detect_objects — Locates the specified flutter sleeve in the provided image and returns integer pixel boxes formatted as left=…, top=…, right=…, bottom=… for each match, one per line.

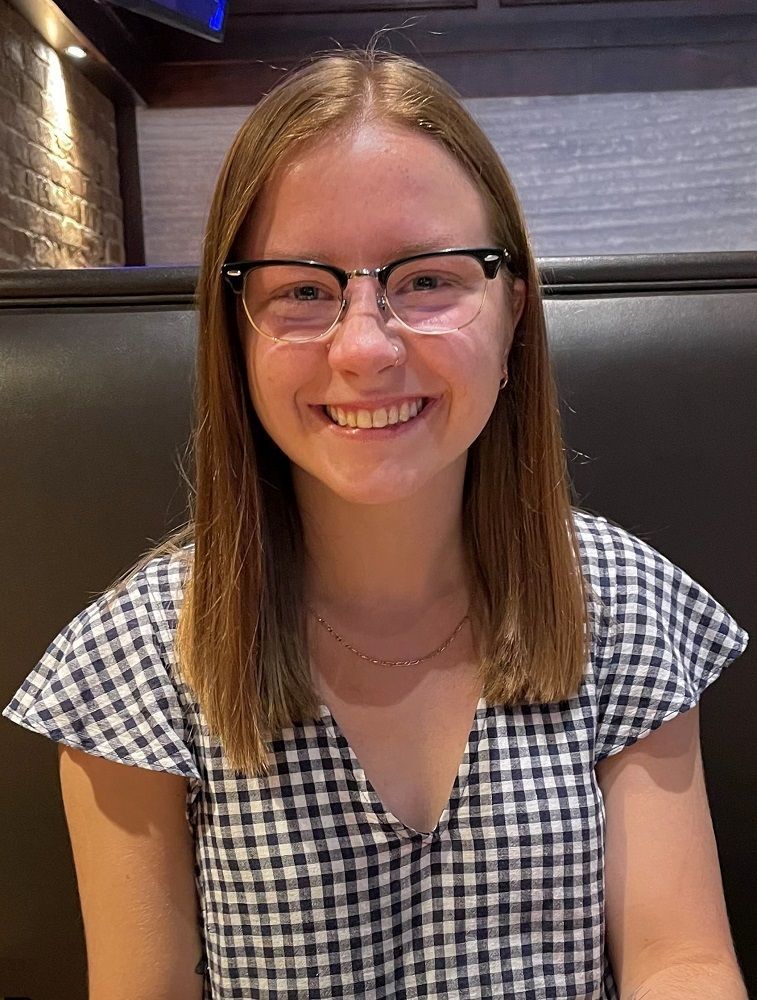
left=2, top=561, right=200, bottom=782
left=583, top=516, right=750, bottom=764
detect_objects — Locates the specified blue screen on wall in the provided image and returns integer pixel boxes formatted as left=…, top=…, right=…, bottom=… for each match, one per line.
left=106, top=0, right=228, bottom=42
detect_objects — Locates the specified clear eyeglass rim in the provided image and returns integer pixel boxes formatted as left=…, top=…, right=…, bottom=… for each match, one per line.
left=221, top=246, right=516, bottom=343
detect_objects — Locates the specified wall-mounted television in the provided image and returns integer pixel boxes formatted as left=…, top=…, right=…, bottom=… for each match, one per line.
left=105, top=0, right=229, bottom=42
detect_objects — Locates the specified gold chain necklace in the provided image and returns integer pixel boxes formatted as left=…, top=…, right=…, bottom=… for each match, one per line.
left=309, top=606, right=470, bottom=667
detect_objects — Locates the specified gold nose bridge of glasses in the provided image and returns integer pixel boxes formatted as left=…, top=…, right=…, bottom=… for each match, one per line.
left=341, top=268, right=389, bottom=313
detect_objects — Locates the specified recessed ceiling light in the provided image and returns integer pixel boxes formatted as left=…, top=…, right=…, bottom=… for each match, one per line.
left=64, top=45, right=87, bottom=59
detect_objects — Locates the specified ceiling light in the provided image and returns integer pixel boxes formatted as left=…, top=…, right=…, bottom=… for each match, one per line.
left=64, top=45, right=87, bottom=59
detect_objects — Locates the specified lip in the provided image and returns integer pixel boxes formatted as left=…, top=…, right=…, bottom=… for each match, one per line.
left=310, top=396, right=439, bottom=438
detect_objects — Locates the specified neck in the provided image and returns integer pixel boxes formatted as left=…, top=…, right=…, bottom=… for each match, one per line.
left=293, top=467, right=471, bottom=630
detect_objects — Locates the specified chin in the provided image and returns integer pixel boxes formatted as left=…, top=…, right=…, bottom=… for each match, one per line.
left=325, top=475, right=430, bottom=507
left=291, top=446, right=469, bottom=509
left=296, top=462, right=437, bottom=508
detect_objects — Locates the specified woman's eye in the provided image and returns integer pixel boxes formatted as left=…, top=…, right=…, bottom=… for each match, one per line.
left=395, top=273, right=446, bottom=295
left=411, top=274, right=439, bottom=291
left=273, top=284, right=331, bottom=301
left=292, top=285, right=321, bottom=300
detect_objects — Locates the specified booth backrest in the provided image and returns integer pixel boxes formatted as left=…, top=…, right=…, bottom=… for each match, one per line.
left=2, top=255, right=755, bottom=1000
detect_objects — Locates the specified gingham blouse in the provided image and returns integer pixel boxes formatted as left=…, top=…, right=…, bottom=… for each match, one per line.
left=3, top=510, right=749, bottom=1000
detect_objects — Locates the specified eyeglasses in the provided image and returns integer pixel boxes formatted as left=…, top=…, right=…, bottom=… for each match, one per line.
left=221, top=247, right=516, bottom=343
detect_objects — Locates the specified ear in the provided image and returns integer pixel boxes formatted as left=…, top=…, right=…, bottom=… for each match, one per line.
left=509, top=277, right=527, bottom=329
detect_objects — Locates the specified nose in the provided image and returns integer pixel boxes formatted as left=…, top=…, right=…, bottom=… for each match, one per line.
left=325, top=275, right=400, bottom=374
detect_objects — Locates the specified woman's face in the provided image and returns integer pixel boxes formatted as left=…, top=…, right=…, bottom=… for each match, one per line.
left=238, top=122, right=526, bottom=506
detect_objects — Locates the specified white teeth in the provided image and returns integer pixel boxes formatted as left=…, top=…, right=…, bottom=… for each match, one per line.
left=325, top=398, right=426, bottom=428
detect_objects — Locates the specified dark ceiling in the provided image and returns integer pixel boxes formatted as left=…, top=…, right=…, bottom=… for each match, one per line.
left=10, top=0, right=757, bottom=109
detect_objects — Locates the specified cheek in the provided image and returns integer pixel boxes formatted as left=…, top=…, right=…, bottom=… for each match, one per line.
left=451, top=314, right=509, bottom=421
left=243, top=336, right=313, bottom=434
left=438, top=315, right=505, bottom=392
left=243, top=336, right=284, bottom=429
left=242, top=336, right=264, bottom=411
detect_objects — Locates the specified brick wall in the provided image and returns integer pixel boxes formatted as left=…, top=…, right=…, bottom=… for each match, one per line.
left=0, top=0, right=125, bottom=269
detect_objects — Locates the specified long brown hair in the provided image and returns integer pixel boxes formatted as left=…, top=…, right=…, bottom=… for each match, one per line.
left=113, top=48, right=592, bottom=776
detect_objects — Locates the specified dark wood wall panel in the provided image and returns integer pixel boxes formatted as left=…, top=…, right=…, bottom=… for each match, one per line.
left=244, top=0, right=475, bottom=11
left=499, top=0, right=670, bottom=5
left=136, top=87, right=757, bottom=265
left=139, top=9, right=757, bottom=106
left=146, top=42, right=757, bottom=108
left=147, top=12, right=757, bottom=62
left=143, top=41, right=757, bottom=109
left=16, top=0, right=757, bottom=108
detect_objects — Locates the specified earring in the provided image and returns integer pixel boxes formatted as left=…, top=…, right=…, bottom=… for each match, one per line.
left=499, top=368, right=508, bottom=391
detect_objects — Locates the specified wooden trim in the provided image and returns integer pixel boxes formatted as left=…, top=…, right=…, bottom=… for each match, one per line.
left=115, top=103, right=146, bottom=266
left=498, top=0, right=671, bottom=5
left=150, top=10, right=757, bottom=61
left=138, top=5, right=757, bottom=105
left=243, top=0, right=475, bottom=10
left=144, top=41, right=757, bottom=105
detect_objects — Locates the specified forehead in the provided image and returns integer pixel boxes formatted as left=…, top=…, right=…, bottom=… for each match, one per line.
left=241, top=123, right=494, bottom=265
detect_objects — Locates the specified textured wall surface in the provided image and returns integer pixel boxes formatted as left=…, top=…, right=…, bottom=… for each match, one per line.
left=137, top=106, right=249, bottom=267
left=468, top=90, right=757, bottom=257
left=137, top=88, right=757, bottom=265
left=0, top=0, right=124, bottom=269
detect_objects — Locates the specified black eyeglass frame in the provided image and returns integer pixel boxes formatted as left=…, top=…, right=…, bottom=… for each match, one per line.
left=221, top=246, right=518, bottom=341
left=222, top=247, right=516, bottom=292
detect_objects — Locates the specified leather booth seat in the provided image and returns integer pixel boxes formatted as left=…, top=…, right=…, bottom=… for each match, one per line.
left=1, top=254, right=755, bottom=999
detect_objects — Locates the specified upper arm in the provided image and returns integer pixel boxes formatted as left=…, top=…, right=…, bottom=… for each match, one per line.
left=596, top=705, right=742, bottom=996
left=58, top=744, right=204, bottom=1000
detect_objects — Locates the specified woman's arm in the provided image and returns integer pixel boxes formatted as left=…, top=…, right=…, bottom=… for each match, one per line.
left=597, top=705, right=747, bottom=999
left=58, top=745, right=205, bottom=1000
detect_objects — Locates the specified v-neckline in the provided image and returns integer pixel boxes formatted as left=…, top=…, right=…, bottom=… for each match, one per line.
left=319, top=696, right=488, bottom=837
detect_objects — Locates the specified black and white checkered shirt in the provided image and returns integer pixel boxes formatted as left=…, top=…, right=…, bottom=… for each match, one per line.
left=4, top=510, right=749, bottom=999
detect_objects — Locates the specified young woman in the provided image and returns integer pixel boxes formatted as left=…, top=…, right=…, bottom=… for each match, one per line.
left=4, top=49, right=749, bottom=1000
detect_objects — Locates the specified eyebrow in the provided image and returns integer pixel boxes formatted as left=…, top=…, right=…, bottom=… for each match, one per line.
left=261, top=238, right=469, bottom=262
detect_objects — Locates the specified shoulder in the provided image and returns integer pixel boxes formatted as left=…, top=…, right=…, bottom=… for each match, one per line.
left=40, top=543, right=196, bottom=692
left=570, top=507, right=687, bottom=627
left=3, top=542, right=201, bottom=781
left=571, top=506, right=665, bottom=582
left=571, top=508, right=746, bottom=645
left=98, top=543, right=194, bottom=637
left=570, top=507, right=749, bottom=681
left=572, top=509, right=749, bottom=762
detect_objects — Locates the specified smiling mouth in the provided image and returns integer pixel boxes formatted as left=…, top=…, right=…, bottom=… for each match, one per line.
left=321, top=398, right=432, bottom=429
